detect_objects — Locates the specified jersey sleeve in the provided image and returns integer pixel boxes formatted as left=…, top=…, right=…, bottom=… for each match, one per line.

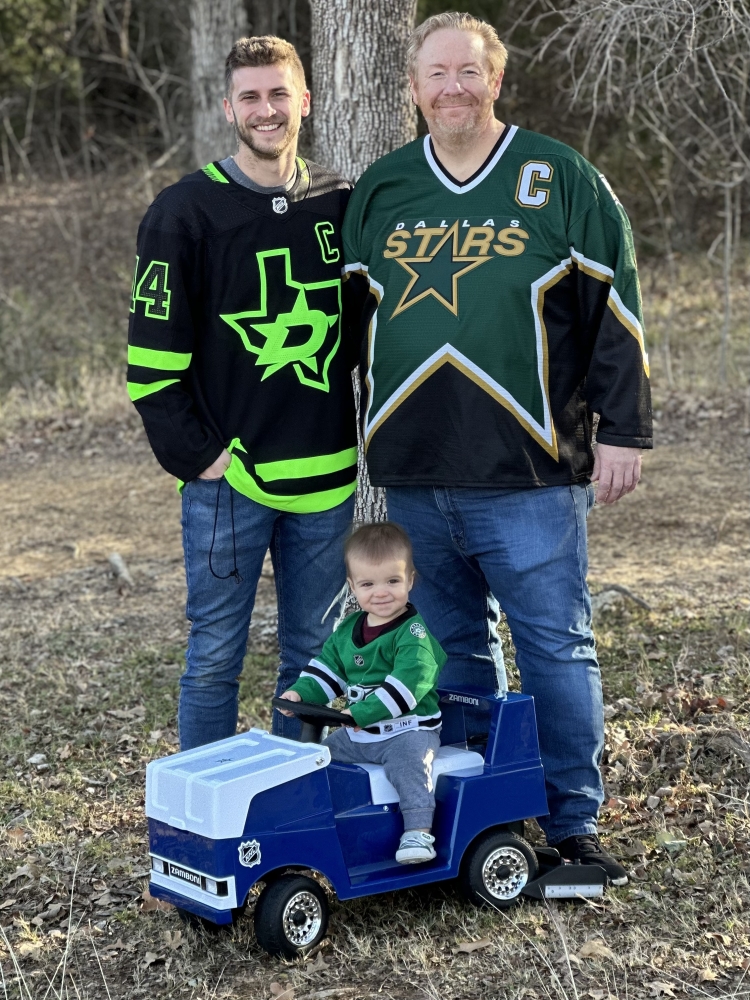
left=349, top=627, right=442, bottom=728
left=286, top=634, right=348, bottom=705
left=127, top=202, right=224, bottom=480
left=567, top=173, right=653, bottom=449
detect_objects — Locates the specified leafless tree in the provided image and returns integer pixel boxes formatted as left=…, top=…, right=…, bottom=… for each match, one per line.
left=309, top=0, right=418, bottom=521
left=533, top=0, right=750, bottom=383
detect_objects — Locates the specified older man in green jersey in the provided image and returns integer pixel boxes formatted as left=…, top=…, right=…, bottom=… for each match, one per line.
left=342, top=12, right=652, bottom=885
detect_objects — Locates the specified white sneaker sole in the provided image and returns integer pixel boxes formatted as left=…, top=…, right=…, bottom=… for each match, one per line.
left=396, top=849, right=437, bottom=865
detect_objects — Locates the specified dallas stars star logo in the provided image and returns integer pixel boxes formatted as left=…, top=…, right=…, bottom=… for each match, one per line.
left=220, top=248, right=340, bottom=391
left=391, top=221, right=492, bottom=318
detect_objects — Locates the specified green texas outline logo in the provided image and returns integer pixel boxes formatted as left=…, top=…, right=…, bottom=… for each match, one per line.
left=220, top=247, right=341, bottom=392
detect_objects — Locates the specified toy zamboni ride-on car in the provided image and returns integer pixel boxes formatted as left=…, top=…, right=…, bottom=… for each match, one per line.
left=145, top=687, right=610, bottom=958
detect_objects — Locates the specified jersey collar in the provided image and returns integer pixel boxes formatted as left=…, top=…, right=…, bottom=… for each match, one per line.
left=352, top=602, right=418, bottom=648
left=423, top=124, right=518, bottom=194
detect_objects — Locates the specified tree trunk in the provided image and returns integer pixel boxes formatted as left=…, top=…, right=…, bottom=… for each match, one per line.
left=310, top=0, right=417, bottom=522
left=190, top=0, right=247, bottom=167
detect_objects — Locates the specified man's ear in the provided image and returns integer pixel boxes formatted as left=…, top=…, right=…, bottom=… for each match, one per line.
left=300, top=89, right=311, bottom=118
left=491, top=69, right=504, bottom=101
left=408, top=76, right=419, bottom=107
left=223, top=96, right=234, bottom=124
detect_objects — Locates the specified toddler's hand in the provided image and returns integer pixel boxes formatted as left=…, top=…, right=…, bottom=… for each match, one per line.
left=341, top=707, right=361, bottom=732
left=278, top=690, right=301, bottom=717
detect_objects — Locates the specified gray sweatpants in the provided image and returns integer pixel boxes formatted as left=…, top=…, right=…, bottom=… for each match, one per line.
left=323, top=727, right=441, bottom=830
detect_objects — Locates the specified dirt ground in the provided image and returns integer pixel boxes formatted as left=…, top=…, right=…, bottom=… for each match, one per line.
left=0, top=393, right=749, bottom=1000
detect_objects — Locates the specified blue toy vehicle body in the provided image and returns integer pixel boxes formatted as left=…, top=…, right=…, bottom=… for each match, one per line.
left=146, top=688, right=606, bottom=955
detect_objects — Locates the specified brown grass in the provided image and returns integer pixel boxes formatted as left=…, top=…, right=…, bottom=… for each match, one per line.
left=0, top=177, right=749, bottom=999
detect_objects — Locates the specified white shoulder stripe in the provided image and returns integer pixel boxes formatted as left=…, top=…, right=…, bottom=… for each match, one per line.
left=569, top=247, right=614, bottom=280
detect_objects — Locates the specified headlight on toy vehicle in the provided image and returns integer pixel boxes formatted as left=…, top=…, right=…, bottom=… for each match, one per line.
left=151, top=857, right=165, bottom=874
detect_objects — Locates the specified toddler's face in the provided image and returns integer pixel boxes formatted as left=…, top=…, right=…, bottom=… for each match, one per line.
left=346, top=554, right=415, bottom=624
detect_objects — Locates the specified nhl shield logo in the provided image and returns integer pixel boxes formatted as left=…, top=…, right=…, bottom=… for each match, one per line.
left=238, top=839, right=261, bottom=868
left=354, top=654, right=364, bottom=666
left=272, top=196, right=288, bottom=214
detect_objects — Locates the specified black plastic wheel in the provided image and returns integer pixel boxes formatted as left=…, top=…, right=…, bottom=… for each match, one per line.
left=460, top=830, right=538, bottom=909
left=254, top=875, right=329, bottom=958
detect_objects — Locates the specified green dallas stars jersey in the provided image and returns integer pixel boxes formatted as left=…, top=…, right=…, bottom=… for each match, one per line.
left=127, top=158, right=358, bottom=512
left=287, top=604, right=445, bottom=740
left=342, top=126, right=652, bottom=488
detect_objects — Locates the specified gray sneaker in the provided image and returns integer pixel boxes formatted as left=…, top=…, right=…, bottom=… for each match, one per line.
left=396, top=830, right=436, bottom=864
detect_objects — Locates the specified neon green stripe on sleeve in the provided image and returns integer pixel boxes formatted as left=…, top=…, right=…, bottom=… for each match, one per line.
left=254, top=447, right=358, bottom=483
left=127, top=379, right=180, bottom=402
left=128, top=346, right=192, bottom=370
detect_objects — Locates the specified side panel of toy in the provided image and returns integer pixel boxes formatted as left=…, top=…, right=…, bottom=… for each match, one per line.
left=327, top=763, right=403, bottom=868
left=230, top=769, right=351, bottom=907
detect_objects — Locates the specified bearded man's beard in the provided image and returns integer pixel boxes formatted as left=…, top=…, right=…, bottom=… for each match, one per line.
left=233, top=113, right=300, bottom=159
left=422, top=94, right=494, bottom=146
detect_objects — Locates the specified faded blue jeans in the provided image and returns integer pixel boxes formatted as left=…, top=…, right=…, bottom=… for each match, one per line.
left=386, top=483, right=603, bottom=844
left=179, top=478, right=353, bottom=750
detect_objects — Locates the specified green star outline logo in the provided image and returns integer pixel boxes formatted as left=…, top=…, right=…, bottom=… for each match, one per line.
left=220, top=248, right=341, bottom=391
left=391, top=221, right=492, bottom=319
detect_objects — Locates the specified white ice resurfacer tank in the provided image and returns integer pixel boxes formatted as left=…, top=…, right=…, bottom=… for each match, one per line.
left=145, top=729, right=331, bottom=839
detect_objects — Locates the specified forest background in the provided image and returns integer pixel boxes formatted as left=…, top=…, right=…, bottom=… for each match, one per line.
left=0, top=2, right=749, bottom=1000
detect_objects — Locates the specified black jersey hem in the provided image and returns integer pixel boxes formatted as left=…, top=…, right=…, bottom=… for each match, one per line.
left=371, top=474, right=594, bottom=489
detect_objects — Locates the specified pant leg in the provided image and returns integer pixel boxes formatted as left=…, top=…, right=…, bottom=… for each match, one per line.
left=380, top=730, right=442, bottom=831
left=459, top=483, right=604, bottom=843
left=322, top=728, right=441, bottom=830
left=179, top=479, right=275, bottom=750
left=271, top=496, right=354, bottom=738
left=386, top=487, right=506, bottom=696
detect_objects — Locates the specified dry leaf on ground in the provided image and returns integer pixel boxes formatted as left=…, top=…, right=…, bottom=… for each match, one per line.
left=141, top=888, right=173, bottom=913
left=577, top=939, right=616, bottom=961
left=163, top=929, right=183, bottom=950
left=704, top=932, right=731, bottom=946
left=142, top=951, right=163, bottom=968
left=698, top=969, right=718, bottom=982
left=270, top=982, right=295, bottom=1000
left=305, top=951, right=329, bottom=972
left=647, top=983, right=677, bottom=997
left=453, top=937, right=493, bottom=954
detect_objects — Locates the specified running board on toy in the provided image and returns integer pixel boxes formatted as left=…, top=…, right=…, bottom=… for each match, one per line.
left=523, top=850, right=608, bottom=899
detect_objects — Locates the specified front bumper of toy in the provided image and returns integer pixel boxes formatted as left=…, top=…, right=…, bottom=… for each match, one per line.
left=149, top=853, right=238, bottom=919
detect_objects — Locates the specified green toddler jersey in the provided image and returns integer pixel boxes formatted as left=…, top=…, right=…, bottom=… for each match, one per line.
left=287, top=604, right=445, bottom=738
left=342, top=126, right=652, bottom=488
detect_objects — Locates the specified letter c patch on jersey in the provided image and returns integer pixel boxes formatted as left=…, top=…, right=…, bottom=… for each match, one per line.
left=515, top=161, right=554, bottom=209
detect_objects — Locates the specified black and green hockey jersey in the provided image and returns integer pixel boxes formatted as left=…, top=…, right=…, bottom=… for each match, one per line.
left=288, top=604, right=445, bottom=740
left=342, top=125, right=653, bottom=488
left=127, top=157, right=358, bottom=512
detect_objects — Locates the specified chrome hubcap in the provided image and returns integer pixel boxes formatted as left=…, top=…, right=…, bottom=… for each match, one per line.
left=482, top=845, right=529, bottom=900
left=282, top=890, right=323, bottom=947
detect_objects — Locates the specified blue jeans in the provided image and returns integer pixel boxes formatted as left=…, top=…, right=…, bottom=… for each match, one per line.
left=179, top=479, right=353, bottom=749
left=386, top=484, right=603, bottom=844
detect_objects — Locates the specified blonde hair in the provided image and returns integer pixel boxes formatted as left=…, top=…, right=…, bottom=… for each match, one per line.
left=225, top=36, right=306, bottom=96
left=407, top=12, right=508, bottom=80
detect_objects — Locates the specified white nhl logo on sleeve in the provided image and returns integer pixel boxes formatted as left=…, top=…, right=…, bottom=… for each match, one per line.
left=238, top=839, right=261, bottom=867
left=272, top=196, right=288, bottom=214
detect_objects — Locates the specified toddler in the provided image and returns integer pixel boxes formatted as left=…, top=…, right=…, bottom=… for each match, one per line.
left=280, top=522, right=445, bottom=863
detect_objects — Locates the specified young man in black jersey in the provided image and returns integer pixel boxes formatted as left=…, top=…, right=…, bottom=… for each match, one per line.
left=128, top=37, right=358, bottom=750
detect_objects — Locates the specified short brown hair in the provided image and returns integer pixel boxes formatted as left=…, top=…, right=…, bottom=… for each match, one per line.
left=225, top=36, right=306, bottom=97
left=407, top=12, right=508, bottom=80
left=345, top=522, right=415, bottom=574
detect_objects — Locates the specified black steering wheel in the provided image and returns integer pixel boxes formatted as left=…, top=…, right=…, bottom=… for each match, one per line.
left=271, top=698, right=357, bottom=743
